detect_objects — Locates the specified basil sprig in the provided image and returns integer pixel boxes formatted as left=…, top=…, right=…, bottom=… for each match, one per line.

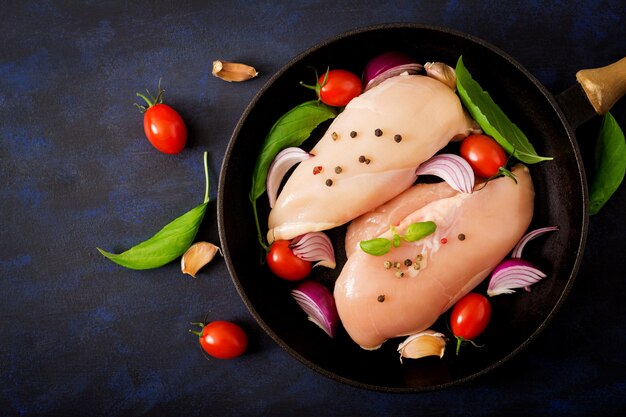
left=360, top=221, right=437, bottom=256
left=97, top=152, right=210, bottom=270
left=456, top=56, right=552, bottom=164
left=589, top=112, right=626, bottom=215
left=249, top=100, right=337, bottom=249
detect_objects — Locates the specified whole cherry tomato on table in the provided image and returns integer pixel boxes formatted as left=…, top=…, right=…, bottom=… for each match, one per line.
left=136, top=82, right=187, bottom=154
left=460, top=134, right=507, bottom=178
left=450, top=292, right=491, bottom=355
left=190, top=320, right=248, bottom=359
left=301, top=69, right=363, bottom=107
left=267, top=240, right=312, bottom=281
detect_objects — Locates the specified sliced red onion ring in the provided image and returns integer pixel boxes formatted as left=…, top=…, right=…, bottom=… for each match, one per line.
left=290, top=232, right=336, bottom=269
left=266, top=147, right=311, bottom=208
left=487, top=259, right=547, bottom=297
left=291, top=280, right=339, bottom=338
left=511, top=226, right=559, bottom=259
left=362, top=51, right=416, bottom=84
left=415, top=154, right=475, bottom=193
left=364, top=63, right=424, bottom=92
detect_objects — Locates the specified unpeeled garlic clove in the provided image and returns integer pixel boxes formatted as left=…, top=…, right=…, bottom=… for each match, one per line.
left=212, top=60, right=258, bottom=82
left=425, top=62, right=457, bottom=90
left=397, top=330, right=447, bottom=363
left=181, top=242, right=221, bottom=278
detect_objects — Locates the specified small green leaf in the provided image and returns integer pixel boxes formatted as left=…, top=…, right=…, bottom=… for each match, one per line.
left=404, top=221, right=437, bottom=242
left=455, top=56, right=552, bottom=164
left=392, top=234, right=401, bottom=248
left=97, top=202, right=207, bottom=270
left=589, top=112, right=626, bottom=215
left=359, top=238, right=392, bottom=256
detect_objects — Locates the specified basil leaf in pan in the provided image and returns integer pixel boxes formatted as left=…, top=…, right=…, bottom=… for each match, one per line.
left=250, top=100, right=337, bottom=249
left=456, top=56, right=552, bottom=164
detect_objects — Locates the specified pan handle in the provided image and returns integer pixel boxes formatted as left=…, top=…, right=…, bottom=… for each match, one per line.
left=576, top=57, right=626, bottom=115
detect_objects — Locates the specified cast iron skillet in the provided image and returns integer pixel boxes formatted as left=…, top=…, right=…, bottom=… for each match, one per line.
left=218, top=24, right=625, bottom=392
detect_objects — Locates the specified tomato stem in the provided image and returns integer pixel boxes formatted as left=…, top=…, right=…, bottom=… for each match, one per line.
left=189, top=321, right=205, bottom=337
left=455, top=336, right=464, bottom=355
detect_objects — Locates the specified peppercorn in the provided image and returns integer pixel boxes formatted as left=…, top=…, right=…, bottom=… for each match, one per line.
left=325, top=179, right=333, bottom=187
left=383, top=260, right=392, bottom=269
left=350, top=130, right=357, bottom=138
left=458, top=233, right=466, bottom=241
left=365, top=158, right=371, bottom=165
left=395, top=271, right=404, bottom=278
left=374, top=128, right=383, bottom=137
left=393, top=261, right=401, bottom=269
left=358, top=155, right=366, bottom=163
left=416, top=254, right=423, bottom=261
left=334, top=166, right=342, bottom=174
left=404, top=259, right=412, bottom=267
left=394, top=134, right=402, bottom=143
left=377, top=295, right=385, bottom=303
left=413, top=262, right=421, bottom=270
left=331, top=131, right=338, bottom=140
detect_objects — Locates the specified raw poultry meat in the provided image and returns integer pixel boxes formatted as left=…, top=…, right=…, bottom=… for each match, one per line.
left=267, top=73, right=477, bottom=242
left=334, top=165, right=535, bottom=349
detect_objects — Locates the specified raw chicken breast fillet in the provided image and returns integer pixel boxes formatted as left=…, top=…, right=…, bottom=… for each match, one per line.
left=334, top=164, right=535, bottom=349
left=267, top=73, right=476, bottom=242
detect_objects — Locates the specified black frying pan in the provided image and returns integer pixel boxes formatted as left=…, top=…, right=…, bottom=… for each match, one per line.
left=217, top=24, right=625, bottom=392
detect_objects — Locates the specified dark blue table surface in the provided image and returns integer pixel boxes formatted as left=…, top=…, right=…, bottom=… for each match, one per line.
left=2, top=1, right=625, bottom=416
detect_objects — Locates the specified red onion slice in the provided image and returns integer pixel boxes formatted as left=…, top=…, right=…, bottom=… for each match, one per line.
left=291, top=281, right=339, bottom=338
left=266, top=147, right=311, bottom=208
left=487, top=259, right=547, bottom=297
left=362, top=51, right=416, bottom=84
left=415, top=154, right=475, bottom=193
left=290, top=232, right=336, bottom=269
left=511, top=226, right=559, bottom=259
left=364, top=63, right=424, bottom=92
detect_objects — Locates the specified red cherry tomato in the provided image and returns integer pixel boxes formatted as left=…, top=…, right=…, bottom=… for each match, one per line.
left=136, top=84, right=187, bottom=154
left=196, top=321, right=248, bottom=359
left=450, top=293, right=491, bottom=354
left=460, top=134, right=507, bottom=178
left=317, top=69, right=362, bottom=107
left=267, top=240, right=312, bottom=281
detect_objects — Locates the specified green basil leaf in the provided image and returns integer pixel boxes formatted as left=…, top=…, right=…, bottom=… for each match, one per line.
left=98, top=152, right=210, bottom=269
left=249, top=100, right=337, bottom=249
left=455, top=56, right=552, bottom=164
left=403, top=221, right=437, bottom=242
left=359, top=238, right=392, bottom=256
left=97, top=202, right=207, bottom=270
left=249, top=100, right=337, bottom=203
left=589, top=112, right=626, bottom=215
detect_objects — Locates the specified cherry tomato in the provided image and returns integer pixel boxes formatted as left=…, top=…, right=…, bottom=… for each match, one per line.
left=267, top=240, right=312, bottom=281
left=450, top=293, right=491, bottom=355
left=195, top=321, right=248, bottom=359
left=460, top=134, right=507, bottom=178
left=136, top=84, right=187, bottom=154
left=317, top=69, right=362, bottom=107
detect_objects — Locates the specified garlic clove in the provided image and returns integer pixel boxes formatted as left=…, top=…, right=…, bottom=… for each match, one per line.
left=397, top=330, right=447, bottom=363
left=181, top=242, right=221, bottom=278
left=425, top=62, right=457, bottom=91
left=212, top=60, right=258, bottom=82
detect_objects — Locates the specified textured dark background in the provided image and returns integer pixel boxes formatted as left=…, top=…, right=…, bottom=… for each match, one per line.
left=1, top=1, right=625, bottom=416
